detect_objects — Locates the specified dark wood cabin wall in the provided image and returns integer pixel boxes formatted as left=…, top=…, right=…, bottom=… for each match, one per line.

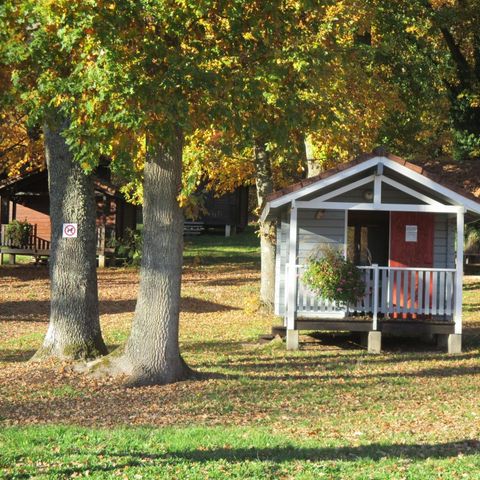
left=122, top=202, right=137, bottom=232
left=238, top=186, right=249, bottom=229
left=199, top=187, right=249, bottom=228
left=15, top=201, right=51, bottom=241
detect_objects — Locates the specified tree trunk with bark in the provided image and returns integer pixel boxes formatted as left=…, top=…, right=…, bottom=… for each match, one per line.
left=33, top=115, right=107, bottom=360
left=304, top=135, right=321, bottom=177
left=255, top=140, right=276, bottom=311
left=93, top=129, right=192, bottom=386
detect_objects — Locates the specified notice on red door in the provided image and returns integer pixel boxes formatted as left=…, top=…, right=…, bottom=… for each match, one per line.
left=62, top=223, right=78, bottom=239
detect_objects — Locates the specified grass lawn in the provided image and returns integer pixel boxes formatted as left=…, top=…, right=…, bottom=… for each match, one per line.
left=1, top=230, right=480, bottom=479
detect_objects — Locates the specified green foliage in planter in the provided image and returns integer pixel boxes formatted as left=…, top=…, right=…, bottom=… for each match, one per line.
left=5, top=219, right=32, bottom=248
left=303, top=246, right=365, bottom=306
left=108, top=228, right=142, bottom=266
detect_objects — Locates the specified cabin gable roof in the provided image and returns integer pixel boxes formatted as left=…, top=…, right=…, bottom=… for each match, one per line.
left=0, top=169, right=119, bottom=197
left=261, top=151, right=480, bottom=221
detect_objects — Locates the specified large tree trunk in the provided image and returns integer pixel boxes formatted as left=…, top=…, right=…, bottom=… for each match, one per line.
left=94, top=129, right=192, bottom=386
left=255, top=140, right=276, bottom=311
left=304, top=135, right=321, bottom=177
left=33, top=115, right=107, bottom=361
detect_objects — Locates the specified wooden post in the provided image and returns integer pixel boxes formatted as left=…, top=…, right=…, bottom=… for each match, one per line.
left=98, top=225, right=106, bottom=268
left=286, top=201, right=298, bottom=349
left=274, top=223, right=282, bottom=316
left=0, top=197, right=9, bottom=226
left=372, top=264, right=379, bottom=331
left=283, top=263, right=289, bottom=327
left=225, top=224, right=231, bottom=237
left=373, top=174, right=382, bottom=206
left=454, top=209, right=464, bottom=335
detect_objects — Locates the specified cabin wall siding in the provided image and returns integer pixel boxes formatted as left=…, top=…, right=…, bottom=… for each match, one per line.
left=15, top=202, right=51, bottom=241
left=325, top=183, right=424, bottom=205
left=434, top=213, right=456, bottom=268
left=297, top=209, right=345, bottom=262
left=330, top=184, right=373, bottom=203
left=382, top=183, right=424, bottom=204
left=276, top=208, right=345, bottom=316
left=276, top=211, right=290, bottom=317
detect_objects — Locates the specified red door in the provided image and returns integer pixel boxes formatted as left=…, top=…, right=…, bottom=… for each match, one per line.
left=390, top=212, right=434, bottom=268
left=390, top=212, right=435, bottom=318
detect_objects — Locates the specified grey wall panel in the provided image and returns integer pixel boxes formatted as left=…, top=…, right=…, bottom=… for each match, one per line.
left=315, top=182, right=424, bottom=205
left=329, top=186, right=373, bottom=203
left=276, top=208, right=346, bottom=316
left=382, top=184, right=423, bottom=205
left=297, top=209, right=346, bottom=263
left=433, top=213, right=456, bottom=268
left=277, top=211, right=290, bottom=316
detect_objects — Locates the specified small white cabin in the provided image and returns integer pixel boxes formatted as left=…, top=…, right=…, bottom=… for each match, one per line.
left=261, top=151, right=480, bottom=353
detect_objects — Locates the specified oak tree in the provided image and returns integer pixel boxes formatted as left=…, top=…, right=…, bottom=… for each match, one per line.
left=2, top=0, right=108, bottom=359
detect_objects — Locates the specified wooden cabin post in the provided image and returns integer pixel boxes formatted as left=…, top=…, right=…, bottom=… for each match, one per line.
left=0, top=196, right=10, bottom=226
left=449, top=208, right=464, bottom=353
left=286, top=201, right=299, bottom=350
left=225, top=224, right=236, bottom=237
left=372, top=264, right=379, bottom=331
left=98, top=225, right=106, bottom=268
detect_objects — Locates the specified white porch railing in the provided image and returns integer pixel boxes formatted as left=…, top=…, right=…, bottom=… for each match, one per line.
left=288, top=264, right=457, bottom=327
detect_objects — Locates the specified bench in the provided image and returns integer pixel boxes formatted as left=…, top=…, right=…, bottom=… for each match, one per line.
left=184, top=221, right=205, bottom=235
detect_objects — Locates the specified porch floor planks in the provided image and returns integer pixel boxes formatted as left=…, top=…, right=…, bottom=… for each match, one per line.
left=296, top=318, right=455, bottom=335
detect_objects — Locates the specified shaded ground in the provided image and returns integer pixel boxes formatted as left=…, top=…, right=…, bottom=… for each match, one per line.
left=1, top=258, right=480, bottom=478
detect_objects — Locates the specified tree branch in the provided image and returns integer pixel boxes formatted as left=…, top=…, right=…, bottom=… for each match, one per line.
left=424, top=0, right=472, bottom=88
left=439, top=26, right=471, bottom=88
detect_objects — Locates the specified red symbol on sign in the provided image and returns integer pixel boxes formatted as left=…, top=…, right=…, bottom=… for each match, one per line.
left=63, top=224, right=77, bottom=238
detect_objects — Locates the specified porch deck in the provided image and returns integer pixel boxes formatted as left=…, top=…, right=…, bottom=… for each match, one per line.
left=0, top=224, right=111, bottom=266
left=296, top=318, right=455, bottom=335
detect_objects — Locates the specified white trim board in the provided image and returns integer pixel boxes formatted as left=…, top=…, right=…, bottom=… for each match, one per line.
left=268, top=156, right=382, bottom=209
left=295, top=201, right=464, bottom=214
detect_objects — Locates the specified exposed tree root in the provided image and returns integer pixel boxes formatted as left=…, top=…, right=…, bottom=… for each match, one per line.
left=30, top=338, right=108, bottom=362
left=86, top=347, right=198, bottom=387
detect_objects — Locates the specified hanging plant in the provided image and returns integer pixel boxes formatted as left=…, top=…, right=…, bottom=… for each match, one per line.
left=303, top=246, right=365, bottom=307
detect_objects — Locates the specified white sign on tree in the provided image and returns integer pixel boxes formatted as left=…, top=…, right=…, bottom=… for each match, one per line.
left=62, top=223, right=78, bottom=238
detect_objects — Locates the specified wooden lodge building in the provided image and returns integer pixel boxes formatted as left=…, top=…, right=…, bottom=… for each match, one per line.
left=261, top=150, right=480, bottom=354
left=0, top=168, right=138, bottom=265
left=0, top=169, right=248, bottom=265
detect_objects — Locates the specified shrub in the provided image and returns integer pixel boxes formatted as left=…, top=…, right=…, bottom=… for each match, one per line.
left=465, top=225, right=480, bottom=254
left=302, top=246, right=365, bottom=307
left=108, top=228, right=142, bottom=265
left=5, top=219, right=32, bottom=248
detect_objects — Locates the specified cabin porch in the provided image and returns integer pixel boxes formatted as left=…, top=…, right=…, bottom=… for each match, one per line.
left=285, top=262, right=462, bottom=354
